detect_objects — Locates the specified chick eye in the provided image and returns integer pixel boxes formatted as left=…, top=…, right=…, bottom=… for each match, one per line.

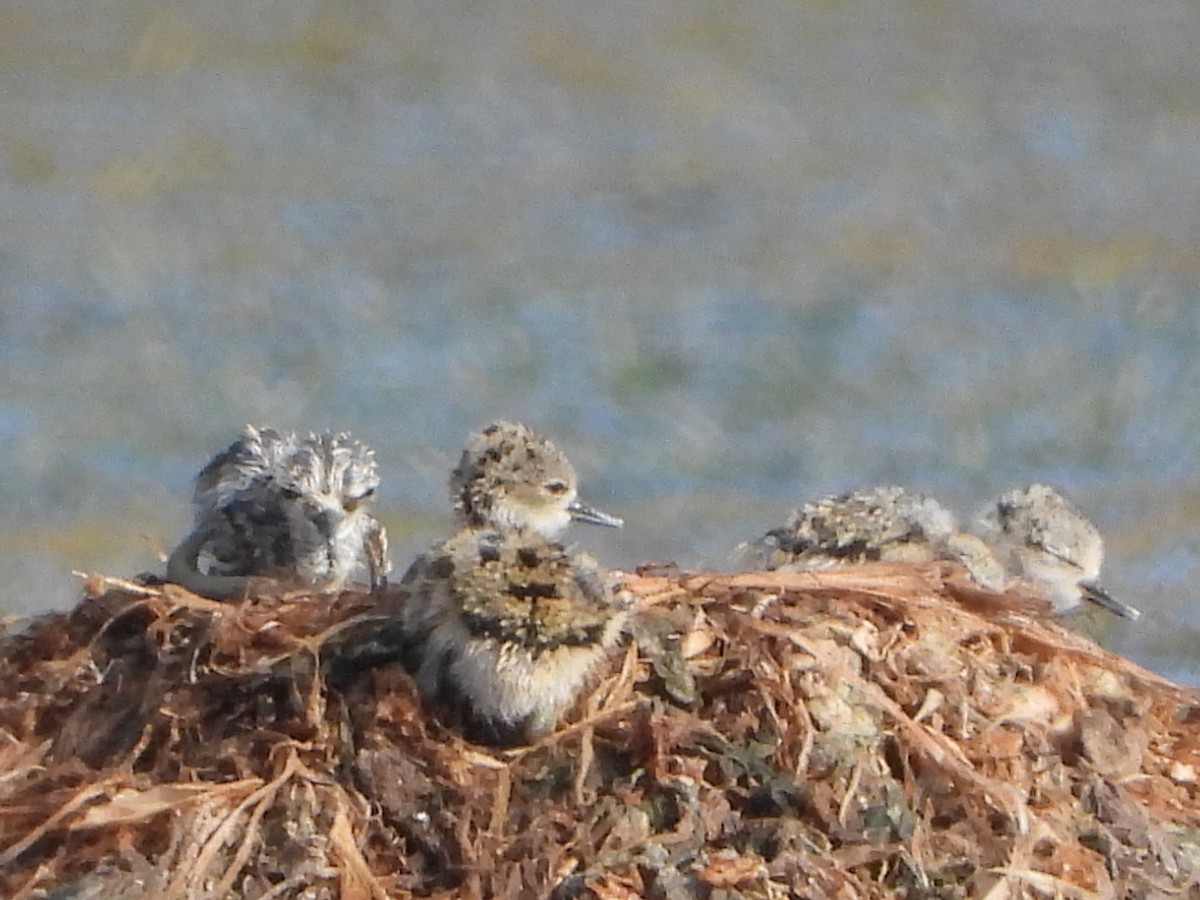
left=279, top=486, right=303, bottom=500
left=344, top=487, right=376, bottom=509
left=544, top=480, right=568, bottom=495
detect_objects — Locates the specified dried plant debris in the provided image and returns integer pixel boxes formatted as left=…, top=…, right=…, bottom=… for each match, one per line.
left=1, top=563, right=1198, bottom=898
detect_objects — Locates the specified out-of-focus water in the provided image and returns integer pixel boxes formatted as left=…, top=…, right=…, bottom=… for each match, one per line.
left=2, top=1, right=1199, bottom=684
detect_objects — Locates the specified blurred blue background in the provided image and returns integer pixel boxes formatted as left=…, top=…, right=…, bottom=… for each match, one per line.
left=2, top=1, right=1198, bottom=684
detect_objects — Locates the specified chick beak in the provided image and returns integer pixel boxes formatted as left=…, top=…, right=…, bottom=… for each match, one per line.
left=567, top=499, right=624, bottom=529
left=1080, top=581, right=1142, bottom=620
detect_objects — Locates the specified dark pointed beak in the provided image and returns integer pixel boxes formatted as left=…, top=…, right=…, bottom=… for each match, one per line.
left=1080, top=581, right=1141, bottom=620
left=567, top=499, right=624, bottom=529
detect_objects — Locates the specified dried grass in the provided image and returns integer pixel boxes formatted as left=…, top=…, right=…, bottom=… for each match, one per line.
left=1, top=563, right=1197, bottom=898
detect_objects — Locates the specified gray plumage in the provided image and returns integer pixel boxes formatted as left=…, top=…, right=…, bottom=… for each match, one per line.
left=986, top=483, right=1140, bottom=619
left=167, top=425, right=389, bottom=599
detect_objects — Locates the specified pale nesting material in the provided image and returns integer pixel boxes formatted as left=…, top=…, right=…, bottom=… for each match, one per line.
left=985, top=482, right=1141, bottom=620
left=449, top=420, right=623, bottom=538
left=166, top=424, right=390, bottom=599
left=1, top=564, right=1196, bottom=896
left=398, top=527, right=631, bottom=743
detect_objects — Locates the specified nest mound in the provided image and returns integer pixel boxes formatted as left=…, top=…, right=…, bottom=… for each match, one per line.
left=1, top=564, right=1198, bottom=898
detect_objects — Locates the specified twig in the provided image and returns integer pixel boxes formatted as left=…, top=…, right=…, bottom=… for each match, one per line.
left=0, top=781, right=116, bottom=867
left=71, top=571, right=162, bottom=598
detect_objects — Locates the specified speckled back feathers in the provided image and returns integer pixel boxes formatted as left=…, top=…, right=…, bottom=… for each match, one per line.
left=399, top=528, right=630, bottom=742
left=760, top=484, right=958, bottom=567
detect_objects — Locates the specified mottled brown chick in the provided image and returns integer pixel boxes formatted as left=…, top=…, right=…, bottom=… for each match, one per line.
left=399, top=528, right=630, bottom=744
left=449, top=420, right=622, bottom=537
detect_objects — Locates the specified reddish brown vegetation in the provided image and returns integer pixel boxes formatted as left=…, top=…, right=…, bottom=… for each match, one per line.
left=0, top=564, right=1197, bottom=898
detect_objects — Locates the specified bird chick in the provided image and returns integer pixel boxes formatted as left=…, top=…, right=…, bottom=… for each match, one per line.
left=986, top=482, right=1140, bottom=619
left=450, top=421, right=623, bottom=538
left=399, top=528, right=630, bottom=744
left=754, top=484, right=1005, bottom=590
left=167, top=425, right=390, bottom=599
left=758, top=485, right=958, bottom=568
left=941, top=531, right=1008, bottom=593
